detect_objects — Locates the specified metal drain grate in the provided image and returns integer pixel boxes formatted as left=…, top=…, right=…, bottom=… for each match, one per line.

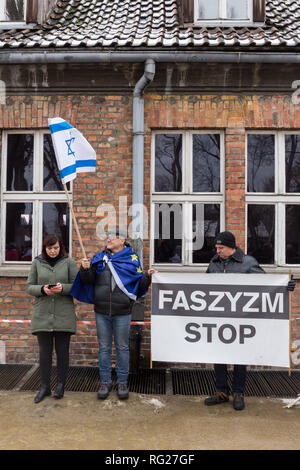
left=19, top=366, right=166, bottom=395
left=1, top=365, right=299, bottom=397
left=0, top=364, right=33, bottom=390
left=172, top=369, right=300, bottom=398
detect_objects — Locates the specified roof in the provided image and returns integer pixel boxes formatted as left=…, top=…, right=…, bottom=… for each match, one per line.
left=0, top=0, right=300, bottom=50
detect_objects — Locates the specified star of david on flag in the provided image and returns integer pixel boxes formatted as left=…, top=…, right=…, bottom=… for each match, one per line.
left=49, top=117, right=96, bottom=184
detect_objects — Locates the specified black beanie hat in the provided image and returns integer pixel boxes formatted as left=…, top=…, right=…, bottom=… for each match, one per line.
left=215, top=231, right=236, bottom=249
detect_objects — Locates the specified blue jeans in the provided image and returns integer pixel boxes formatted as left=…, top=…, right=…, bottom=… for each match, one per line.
left=214, top=364, right=247, bottom=395
left=95, top=313, right=131, bottom=385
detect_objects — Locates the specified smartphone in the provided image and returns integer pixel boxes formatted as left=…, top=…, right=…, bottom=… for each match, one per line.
left=47, top=284, right=57, bottom=289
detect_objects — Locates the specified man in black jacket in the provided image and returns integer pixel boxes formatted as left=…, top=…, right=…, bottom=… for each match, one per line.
left=80, top=229, right=156, bottom=400
left=204, top=231, right=295, bottom=410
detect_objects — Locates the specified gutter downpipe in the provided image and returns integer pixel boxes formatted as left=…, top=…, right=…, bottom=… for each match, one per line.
left=132, top=58, right=155, bottom=263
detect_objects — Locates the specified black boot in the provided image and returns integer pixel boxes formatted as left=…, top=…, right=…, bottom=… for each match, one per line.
left=34, top=385, right=51, bottom=404
left=53, top=383, right=65, bottom=399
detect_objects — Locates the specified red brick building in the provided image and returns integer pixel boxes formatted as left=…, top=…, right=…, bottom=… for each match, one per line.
left=0, top=0, right=299, bottom=369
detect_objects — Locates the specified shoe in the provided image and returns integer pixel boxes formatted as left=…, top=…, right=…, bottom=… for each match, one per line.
left=233, top=393, right=245, bottom=411
left=117, top=383, right=129, bottom=400
left=53, top=383, right=65, bottom=399
left=97, top=383, right=112, bottom=399
left=204, top=392, right=229, bottom=406
left=34, top=386, right=51, bottom=404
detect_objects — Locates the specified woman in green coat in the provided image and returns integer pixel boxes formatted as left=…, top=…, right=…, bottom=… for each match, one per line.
left=26, top=234, right=78, bottom=403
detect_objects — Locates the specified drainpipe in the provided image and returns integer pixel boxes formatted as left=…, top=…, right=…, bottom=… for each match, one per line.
left=132, top=58, right=155, bottom=262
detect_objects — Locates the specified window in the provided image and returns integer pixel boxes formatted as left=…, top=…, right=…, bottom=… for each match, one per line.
left=151, top=131, right=224, bottom=266
left=0, top=0, right=26, bottom=22
left=1, top=131, right=71, bottom=264
left=195, top=0, right=252, bottom=23
left=246, top=132, right=300, bottom=266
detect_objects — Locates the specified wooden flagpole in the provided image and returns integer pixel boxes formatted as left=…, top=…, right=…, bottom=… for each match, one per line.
left=63, top=183, right=87, bottom=259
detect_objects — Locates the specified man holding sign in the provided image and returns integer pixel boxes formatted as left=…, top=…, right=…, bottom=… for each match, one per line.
left=205, top=231, right=294, bottom=411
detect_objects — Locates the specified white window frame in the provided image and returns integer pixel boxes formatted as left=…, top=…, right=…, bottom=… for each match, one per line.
left=151, top=130, right=225, bottom=269
left=0, top=129, right=72, bottom=266
left=246, top=131, right=300, bottom=267
left=194, top=0, right=253, bottom=26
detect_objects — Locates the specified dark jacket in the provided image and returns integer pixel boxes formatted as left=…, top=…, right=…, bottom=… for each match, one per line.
left=206, top=247, right=265, bottom=274
left=26, top=255, right=78, bottom=334
left=79, top=258, right=151, bottom=316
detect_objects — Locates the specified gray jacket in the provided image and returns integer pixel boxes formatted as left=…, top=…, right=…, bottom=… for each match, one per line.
left=206, top=247, right=265, bottom=274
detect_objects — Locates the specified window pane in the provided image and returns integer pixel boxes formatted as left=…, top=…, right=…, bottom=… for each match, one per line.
left=154, top=204, right=182, bottom=263
left=193, top=134, right=220, bottom=192
left=155, top=134, right=182, bottom=192
left=247, top=205, right=275, bottom=264
left=43, top=134, right=68, bottom=191
left=197, top=0, right=219, bottom=19
left=5, top=203, right=33, bottom=261
left=6, top=134, right=34, bottom=191
left=286, top=205, right=300, bottom=264
left=285, top=135, right=300, bottom=193
left=192, top=204, right=220, bottom=263
left=43, top=203, right=70, bottom=253
left=227, top=0, right=248, bottom=19
left=4, top=0, right=24, bottom=21
left=247, top=134, right=275, bottom=193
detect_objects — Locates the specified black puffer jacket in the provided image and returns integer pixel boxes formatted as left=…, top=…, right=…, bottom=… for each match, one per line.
left=80, top=261, right=151, bottom=316
left=206, top=247, right=265, bottom=274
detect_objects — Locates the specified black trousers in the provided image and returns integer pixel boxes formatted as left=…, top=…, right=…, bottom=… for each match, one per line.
left=36, top=332, right=71, bottom=387
left=214, top=364, right=247, bottom=395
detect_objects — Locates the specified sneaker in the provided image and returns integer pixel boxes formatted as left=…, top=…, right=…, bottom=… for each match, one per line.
left=204, top=392, right=229, bottom=406
left=233, top=393, right=245, bottom=411
left=117, top=383, right=129, bottom=400
left=97, top=383, right=112, bottom=400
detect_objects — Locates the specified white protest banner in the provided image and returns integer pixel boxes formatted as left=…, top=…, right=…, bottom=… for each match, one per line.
left=151, top=273, right=290, bottom=368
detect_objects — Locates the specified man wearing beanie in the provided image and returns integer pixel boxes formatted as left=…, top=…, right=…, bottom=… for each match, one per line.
left=205, top=231, right=264, bottom=411
left=204, top=231, right=295, bottom=410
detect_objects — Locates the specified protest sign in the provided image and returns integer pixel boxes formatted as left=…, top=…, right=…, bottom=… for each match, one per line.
left=151, top=273, right=290, bottom=367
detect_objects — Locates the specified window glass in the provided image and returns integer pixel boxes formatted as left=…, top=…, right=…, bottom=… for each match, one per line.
left=43, top=203, right=70, bottom=253
left=155, top=134, right=182, bottom=192
left=43, top=134, right=66, bottom=191
left=286, top=205, right=300, bottom=264
left=285, top=135, right=300, bottom=193
left=197, top=0, right=219, bottom=19
left=154, top=204, right=182, bottom=263
left=193, top=134, right=220, bottom=192
left=5, top=202, right=33, bottom=261
left=247, top=134, right=275, bottom=193
left=6, top=134, right=34, bottom=191
left=247, top=204, right=275, bottom=264
left=3, top=0, right=25, bottom=21
left=192, top=204, right=220, bottom=263
left=227, top=0, right=248, bottom=19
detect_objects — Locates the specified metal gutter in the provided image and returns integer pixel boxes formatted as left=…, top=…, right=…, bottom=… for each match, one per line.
left=1, top=51, right=300, bottom=64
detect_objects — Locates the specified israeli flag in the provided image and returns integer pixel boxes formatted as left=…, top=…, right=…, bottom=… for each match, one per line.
left=49, top=117, right=96, bottom=184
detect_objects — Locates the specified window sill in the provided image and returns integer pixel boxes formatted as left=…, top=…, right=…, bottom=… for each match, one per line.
left=0, top=265, right=31, bottom=277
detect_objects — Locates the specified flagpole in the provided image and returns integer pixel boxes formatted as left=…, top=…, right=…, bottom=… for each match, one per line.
left=63, top=183, right=87, bottom=259
left=289, top=270, right=292, bottom=377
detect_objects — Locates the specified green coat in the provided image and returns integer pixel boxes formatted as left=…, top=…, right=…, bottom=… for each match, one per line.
left=26, top=255, right=78, bottom=335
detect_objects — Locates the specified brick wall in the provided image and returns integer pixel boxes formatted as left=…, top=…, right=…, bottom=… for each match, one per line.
left=0, top=93, right=299, bottom=368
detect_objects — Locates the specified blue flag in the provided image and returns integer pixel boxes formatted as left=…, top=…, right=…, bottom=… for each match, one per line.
left=70, top=246, right=147, bottom=304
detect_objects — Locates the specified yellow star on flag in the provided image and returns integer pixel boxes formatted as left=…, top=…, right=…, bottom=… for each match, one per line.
left=131, top=254, right=138, bottom=262
left=136, top=267, right=142, bottom=273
